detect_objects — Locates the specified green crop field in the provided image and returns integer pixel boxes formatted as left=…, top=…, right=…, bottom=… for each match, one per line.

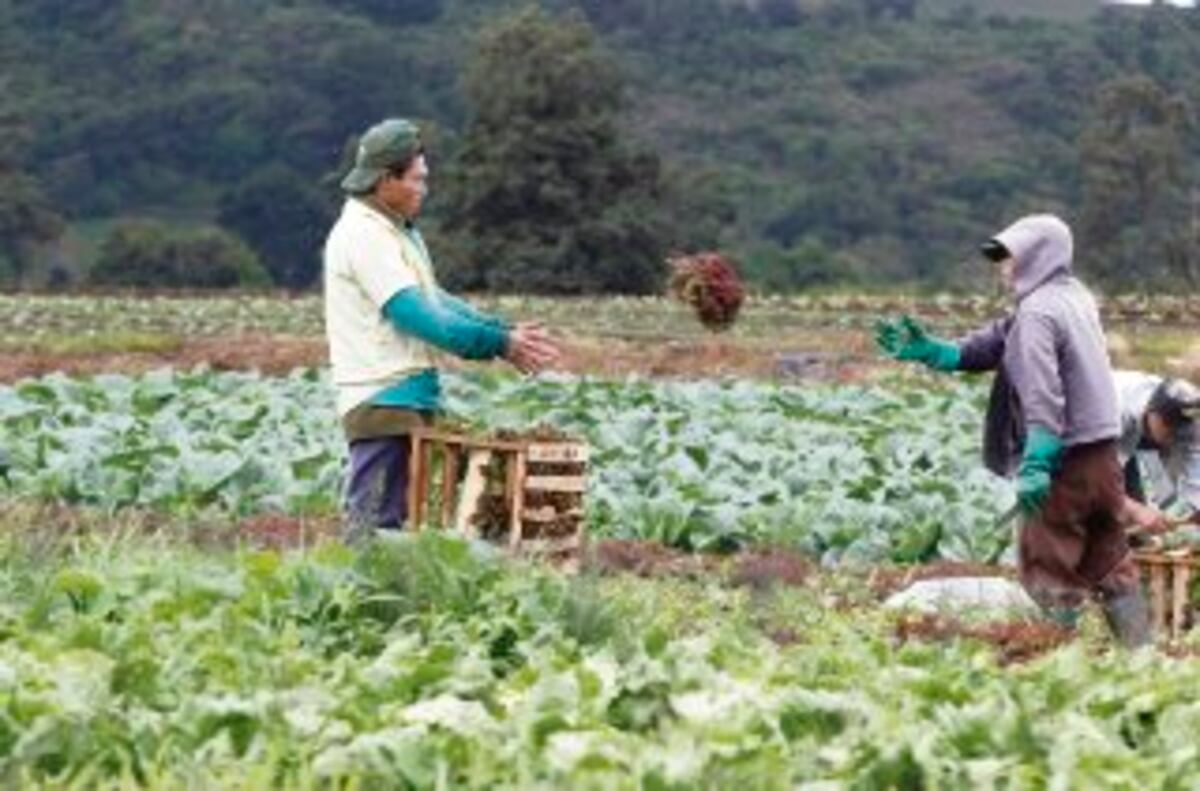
left=0, top=368, right=1015, bottom=561
left=0, top=519, right=1196, bottom=786
left=1, top=293, right=1199, bottom=785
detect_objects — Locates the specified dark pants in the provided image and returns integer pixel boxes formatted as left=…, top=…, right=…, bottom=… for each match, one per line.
left=345, top=435, right=411, bottom=530
left=1123, top=456, right=1145, bottom=504
left=1018, top=439, right=1139, bottom=610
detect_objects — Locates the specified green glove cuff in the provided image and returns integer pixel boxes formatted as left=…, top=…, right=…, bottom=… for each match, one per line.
left=1016, top=427, right=1063, bottom=516
left=924, top=341, right=961, bottom=373
left=1021, top=426, right=1064, bottom=475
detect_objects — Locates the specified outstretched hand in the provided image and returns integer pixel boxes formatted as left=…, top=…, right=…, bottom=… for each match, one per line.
left=504, top=322, right=561, bottom=375
left=874, top=315, right=928, bottom=360
left=873, top=314, right=959, bottom=372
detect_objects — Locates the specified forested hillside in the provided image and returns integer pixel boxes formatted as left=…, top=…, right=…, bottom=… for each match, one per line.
left=1, top=0, right=1197, bottom=292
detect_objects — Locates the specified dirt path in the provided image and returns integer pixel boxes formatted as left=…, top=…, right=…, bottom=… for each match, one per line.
left=0, top=330, right=888, bottom=383
left=0, top=335, right=327, bottom=382
left=894, top=614, right=1075, bottom=665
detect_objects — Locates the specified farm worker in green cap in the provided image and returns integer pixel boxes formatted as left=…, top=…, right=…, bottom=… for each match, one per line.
left=1114, top=371, right=1200, bottom=535
left=324, top=118, right=560, bottom=534
left=876, top=214, right=1151, bottom=647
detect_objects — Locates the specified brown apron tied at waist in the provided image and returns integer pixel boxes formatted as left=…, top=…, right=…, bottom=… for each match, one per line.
left=1018, top=439, right=1139, bottom=609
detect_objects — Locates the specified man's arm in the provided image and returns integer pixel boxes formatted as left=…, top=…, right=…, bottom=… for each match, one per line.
left=383, top=287, right=508, bottom=361
left=1122, top=494, right=1170, bottom=534
left=437, top=288, right=509, bottom=330
left=956, top=316, right=1013, bottom=373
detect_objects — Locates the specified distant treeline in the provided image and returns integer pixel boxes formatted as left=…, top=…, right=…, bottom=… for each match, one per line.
left=1, top=0, right=1197, bottom=293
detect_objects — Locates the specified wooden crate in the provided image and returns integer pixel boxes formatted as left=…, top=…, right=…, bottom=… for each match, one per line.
left=406, top=427, right=588, bottom=555
left=1133, top=549, right=1199, bottom=640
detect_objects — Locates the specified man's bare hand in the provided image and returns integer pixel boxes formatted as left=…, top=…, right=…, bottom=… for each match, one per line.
left=505, top=323, right=561, bottom=374
left=1124, top=498, right=1170, bottom=535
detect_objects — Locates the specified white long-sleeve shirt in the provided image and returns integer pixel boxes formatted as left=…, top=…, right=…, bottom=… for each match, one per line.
left=1113, top=369, right=1200, bottom=513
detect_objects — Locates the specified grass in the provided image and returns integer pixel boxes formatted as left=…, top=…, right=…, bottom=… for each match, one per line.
left=1109, top=326, right=1200, bottom=378
left=0, top=330, right=184, bottom=357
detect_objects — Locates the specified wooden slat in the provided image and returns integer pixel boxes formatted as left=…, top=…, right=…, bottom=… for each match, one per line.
left=508, top=453, right=526, bottom=550
left=1173, top=564, right=1192, bottom=639
left=1150, top=566, right=1169, bottom=635
left=523, top=475, right=587, bottom=493
left=526, top=443, right=590, bottom=463
left=418, top=439, right=434, bottom=529
left=1135, top=551, right=1200, bottom=568
left=522, top=507, right=585, bottom=524
left=407, top=436, right=425, bottom=531
left=440, top=443, right=459, bottom=529
left=409, top=428, right=526, bottom=453
left=409, top=428, right=591, bottom=457
left=454, top=450, right=493, bottom=539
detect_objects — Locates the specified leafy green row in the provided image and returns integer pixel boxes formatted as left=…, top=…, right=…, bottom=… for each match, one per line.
left=0, top=528, right=1196, bottom=787
left=0, top=369, right=1012, bottom=562
left=0, top=368, right=341, bottom=517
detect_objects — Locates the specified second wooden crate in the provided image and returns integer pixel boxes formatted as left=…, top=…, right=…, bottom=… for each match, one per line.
left=1133, top=549, right=1198, bottom=640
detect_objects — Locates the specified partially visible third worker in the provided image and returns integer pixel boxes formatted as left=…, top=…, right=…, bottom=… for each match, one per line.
left=1113, top=370, right=1200, bottom=535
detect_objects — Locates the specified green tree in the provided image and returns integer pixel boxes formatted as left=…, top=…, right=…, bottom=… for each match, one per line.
left=438, top=7, right=672, bottom=295
left=1080, top=75, right=1196, bottom=288
left=217, top=166, right=334, bottom=289
left=0, top=118, right=64, bottom=287
left=91, top=219, right=269, bottom=289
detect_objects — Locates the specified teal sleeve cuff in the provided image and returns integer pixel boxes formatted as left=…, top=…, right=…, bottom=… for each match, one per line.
left=382, top=287, right=509, bottom=361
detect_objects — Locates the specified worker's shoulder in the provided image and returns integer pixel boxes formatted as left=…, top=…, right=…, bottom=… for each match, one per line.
left=331, top=200, right=390, bottom=235
left=326, top=204, right=396, bottom=254
left=1113, top=368, right=1159, bottom=396
left=1018, top=279, right=1097, bottom=319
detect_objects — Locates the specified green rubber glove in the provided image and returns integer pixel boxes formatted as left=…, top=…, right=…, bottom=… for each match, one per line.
left=874, top=315, right=960, bottom=372
left=1017, top=426, right=1064, bottom=516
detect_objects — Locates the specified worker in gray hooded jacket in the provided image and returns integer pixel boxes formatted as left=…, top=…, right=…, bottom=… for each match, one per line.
left=876, top=214, right=1151, bottom=647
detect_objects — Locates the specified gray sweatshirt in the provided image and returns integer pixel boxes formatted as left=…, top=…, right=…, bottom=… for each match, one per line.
left=956, top=214, right=1120, bottom=476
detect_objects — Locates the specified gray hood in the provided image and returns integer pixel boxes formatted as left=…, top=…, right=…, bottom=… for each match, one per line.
left=990, top=214, right=1073, bottom=301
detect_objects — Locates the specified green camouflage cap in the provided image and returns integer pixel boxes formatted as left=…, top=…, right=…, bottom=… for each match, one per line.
left=340, top=119, right=423, bottom=193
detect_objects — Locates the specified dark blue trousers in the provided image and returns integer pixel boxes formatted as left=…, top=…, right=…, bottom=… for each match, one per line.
left=345, top=435, right=411, bottom=530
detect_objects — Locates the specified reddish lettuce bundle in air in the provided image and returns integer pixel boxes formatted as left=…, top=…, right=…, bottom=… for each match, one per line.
left=668, top=251, right=745, bottom=332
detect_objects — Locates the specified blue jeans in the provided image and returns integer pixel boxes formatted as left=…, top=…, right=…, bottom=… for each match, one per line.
left=345, top=435, right=411, bottom=530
